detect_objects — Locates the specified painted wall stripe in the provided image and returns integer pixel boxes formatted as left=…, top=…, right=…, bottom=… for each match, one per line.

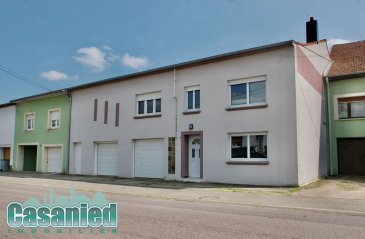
left=296, top=46, right=323, bottom=94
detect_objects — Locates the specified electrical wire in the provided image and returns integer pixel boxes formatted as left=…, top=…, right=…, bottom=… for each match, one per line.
left=0, top=64, right=51, bottom=92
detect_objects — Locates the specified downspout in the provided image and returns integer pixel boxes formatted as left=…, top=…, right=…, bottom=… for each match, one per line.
left=173, top=68, right=177, bottom=137
left=62, top=89, right=72, bottom=174
left=325, top=76, right=332, bottom=175
left=323, top=59, right=333, bottom=175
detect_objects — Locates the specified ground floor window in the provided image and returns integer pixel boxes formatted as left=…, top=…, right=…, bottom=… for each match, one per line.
left=230, top=133, right=267, bottom=161
left=168, top=137, right=176, bottom=174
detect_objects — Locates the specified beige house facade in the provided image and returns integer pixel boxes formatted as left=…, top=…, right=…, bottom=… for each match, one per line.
left=68, top=40, right=329, bottom=186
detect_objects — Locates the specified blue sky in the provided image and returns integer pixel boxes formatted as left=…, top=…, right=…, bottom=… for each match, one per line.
left=0, top=0, right=364, bottom=104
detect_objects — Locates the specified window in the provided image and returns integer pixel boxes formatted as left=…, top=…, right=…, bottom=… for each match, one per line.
left=230, top=133, right=267, bottom=160
left=185, top=86, right=200, bottom=111
left=24, top=113, right=35, bottom=131
left=168, top=137, right=176, bottom=174
left=337, top=96, right=365, bottom=119
left=229, top=77, right=266, bottom=107
left=136, top=92, right=162, bottom=116
left=48, top=109, right=60, bottom=129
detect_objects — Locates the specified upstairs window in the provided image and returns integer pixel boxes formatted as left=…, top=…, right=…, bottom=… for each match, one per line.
left=338, top=96, right=365, bottom=119
left=24, top=113, right=35, bottom=131
left=136, top=92, right=162, bottom=116
left=49, top=109, right=60, bottom=129
left=185, top=86, right=200, bottom=111
left=229, top=76, right=266, bottom=107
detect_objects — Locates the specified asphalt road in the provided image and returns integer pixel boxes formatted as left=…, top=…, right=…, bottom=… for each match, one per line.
left=0, top=183, right=364, bottom=239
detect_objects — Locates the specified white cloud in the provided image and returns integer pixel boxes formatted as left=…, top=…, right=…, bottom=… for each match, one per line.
left=73, top=47, right=109, bottom=72
left=40, top=70, right=79, bottom=81
left=121, top=53, right=149, bottom=69
left=327, top=38, right=352, bottom=48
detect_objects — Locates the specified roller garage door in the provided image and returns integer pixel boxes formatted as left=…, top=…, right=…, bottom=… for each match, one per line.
left=46, top=147, right=62, bottom=173
left=338, top=138, right=365, bottom=176
left=134, top=139, right=165, bottom=178
left=97, top=143, right=119, bottom=176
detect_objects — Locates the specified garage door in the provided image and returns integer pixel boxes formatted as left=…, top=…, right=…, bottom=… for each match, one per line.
left=97, top=143, right=118, bottom=176
left=134, top=139, right=165, bottom=178
left=338, top=138, right=365, bottom=176
left=46, top=147, right=62, bottom=173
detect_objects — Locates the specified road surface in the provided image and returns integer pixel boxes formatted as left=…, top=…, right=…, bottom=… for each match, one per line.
left=0, top=182, right=364, bottom=239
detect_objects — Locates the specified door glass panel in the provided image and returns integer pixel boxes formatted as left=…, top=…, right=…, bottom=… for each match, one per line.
left=192, top=148, right=195, bottom=158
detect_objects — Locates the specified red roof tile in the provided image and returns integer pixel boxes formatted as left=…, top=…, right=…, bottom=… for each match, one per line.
left=328, top=40, right=365, bottom=78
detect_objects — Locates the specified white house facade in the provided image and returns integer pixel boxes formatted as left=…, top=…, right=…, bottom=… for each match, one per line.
left=68, top=40, right=329, bottom=186
left=0, top=104, right=16, bottom=171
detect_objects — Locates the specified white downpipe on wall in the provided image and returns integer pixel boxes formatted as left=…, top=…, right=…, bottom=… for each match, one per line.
left=173, top=68, right=177, bottom=137
left=322, top=58, right=333, bottom=175
left=325, top=76, right=332, bottom=174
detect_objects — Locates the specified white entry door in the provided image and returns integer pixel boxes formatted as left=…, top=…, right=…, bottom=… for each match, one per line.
left=46, top=147, right=62, bottom=173
left=134, top=139, right=165, bottom=178
left=97, top=143, right=119, bottom=176
left=189, top=136, right=200, bottom=178
left=74, top=143, right=82, bottom=174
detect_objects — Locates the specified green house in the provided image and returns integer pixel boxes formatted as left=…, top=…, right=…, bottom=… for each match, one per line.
left=326, top=40, right=365, bottom=176
left=11, top=91, right=71, bottom=173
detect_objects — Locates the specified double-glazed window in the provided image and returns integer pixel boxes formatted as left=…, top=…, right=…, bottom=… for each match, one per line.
left=136, top=92, right=161, bottom=116
left=49, top=109, right=60, bottom=129
left=185, top=86, right=200, bottom=111
left=230, top=133, right=268, bottom=160
left=229, top=77, right=266, bottom=107
left=24, top=113, right=35, bottom=131
left=338, top=96, right=365, bottom=119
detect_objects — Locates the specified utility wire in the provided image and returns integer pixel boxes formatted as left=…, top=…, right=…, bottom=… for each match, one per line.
left=0, top=64, right=51, bottom=92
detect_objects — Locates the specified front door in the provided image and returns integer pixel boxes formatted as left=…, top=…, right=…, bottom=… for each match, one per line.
left=23, top=146, right=37, bottom=171
left=189, top=136, right=200, bottom=178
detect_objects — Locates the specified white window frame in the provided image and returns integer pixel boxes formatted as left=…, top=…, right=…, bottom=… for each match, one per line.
left=136, top=92, right=162, bottom=116
left=24, top=112, right=35, bottom=132
left=334, top=92, right=365, bottom=120
left=48, top=108, right=61, bottom=130
left=185, top=85, right=200, bottom=112
left=228, top=75, right=267, bottom=108
left=229, top=132, right=268, bottom=161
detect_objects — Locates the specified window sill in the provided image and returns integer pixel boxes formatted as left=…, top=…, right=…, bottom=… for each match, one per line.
left=337, top=117, right=365, bottom=121
left=183, top=110, right=201, bottom=115
left=226, top=104, right=268, bottom=111
left=134, top=114, right=162, bottom=119
left=48, top=128, right=60, bottom=131
left=226, top=160, right=269, bottom=165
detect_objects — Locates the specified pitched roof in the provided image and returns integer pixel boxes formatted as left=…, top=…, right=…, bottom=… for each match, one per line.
left=328, top=40, right=365, bottom=78
left=68, top=40, right=294, bottom=91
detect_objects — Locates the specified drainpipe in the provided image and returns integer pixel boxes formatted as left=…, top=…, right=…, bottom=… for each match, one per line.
left=322, top=58, right=333, bottom=175
left=62, top=89, right=72, bottom=175
left=173, top=68, right=177, bottom=138
left=325, top=76, right=332, bottom=175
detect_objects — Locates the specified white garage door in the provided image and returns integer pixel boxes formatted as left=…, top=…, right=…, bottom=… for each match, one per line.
left=135, top=139, right=165, bottom=178
left=97, top=143, right=119, bottom=176
left=47, top=147, right=62, bottom=173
